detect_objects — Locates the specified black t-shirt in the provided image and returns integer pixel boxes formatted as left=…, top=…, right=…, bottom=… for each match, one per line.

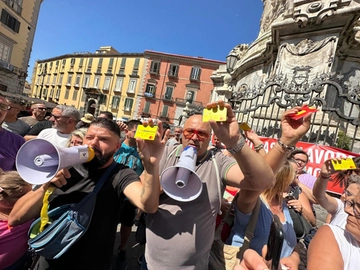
left=37, top=162, right=139, bottom=269
left=27, top=120, right=52, bottom=136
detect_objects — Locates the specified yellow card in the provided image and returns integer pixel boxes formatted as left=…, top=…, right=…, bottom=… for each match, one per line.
left=239, top=122, right=251, bottom=131
left=202, top=107, right=227, bottom=122
left=134, top=125, right=158, bottom=140
left=331, top=158, right=357, bottom=171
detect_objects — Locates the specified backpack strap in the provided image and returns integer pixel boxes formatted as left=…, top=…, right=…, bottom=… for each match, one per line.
left=93, top=162, right=118, bottom=194
left=240, top=197, right=261, bottom=259
left=210, top=149, right=223, bottom=215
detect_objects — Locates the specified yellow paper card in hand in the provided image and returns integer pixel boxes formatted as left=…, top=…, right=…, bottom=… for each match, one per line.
left=331, top=158, right=357, bottom=171
left=134, top=125, right=158, bottom=140
left=202, top=107, right=227, bottom=122
left=239, top=122, right=251, bottom=131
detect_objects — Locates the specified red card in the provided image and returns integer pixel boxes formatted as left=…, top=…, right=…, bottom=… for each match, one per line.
left=289, top=105, right=317, bottom=120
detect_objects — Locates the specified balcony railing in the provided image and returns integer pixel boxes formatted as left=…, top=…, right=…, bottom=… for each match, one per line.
left=175, top=98, right=203, bottom=108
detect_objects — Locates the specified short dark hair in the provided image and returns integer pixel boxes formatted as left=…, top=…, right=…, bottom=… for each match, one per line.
left=288, top=149, right=309, bottom=162
left=90, top=118, right=120, bottom=138
left=98, top=111, right=114, bottom=120
left=127, top=119, right=142, bottom=130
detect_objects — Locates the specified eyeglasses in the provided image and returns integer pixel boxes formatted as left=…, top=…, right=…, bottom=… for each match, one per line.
left=70, top=140, right=83, bottom=146
left=183, top=128, right=210, bottom=141
left=294, top=158, right=307, bottom=165
left=36, top=108, right=46, bottom=111
left=344, top=200, right=360, bottom=218
left=0, top=103, right=10, bottom=111
left=343, top=189, right=354, bottom=198
left=50, top=114, right=69, bottom=120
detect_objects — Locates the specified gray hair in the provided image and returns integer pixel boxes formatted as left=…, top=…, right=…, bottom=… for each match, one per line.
left=56, top=105, right=80, bottom=122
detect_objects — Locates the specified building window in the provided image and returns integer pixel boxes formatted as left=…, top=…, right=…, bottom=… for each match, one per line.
left=150, top=61, right=160, bottom=74
left=59, top=74, right=63, bottom=85
left=164, top=86, right=173, bottom=100
left=124, top=98, right=133, bottom=111
left=114, top=78, right=123, bottom=92
left=190, top=66, right=201, bottom=81
left=119, top=58, right=126, bottom=74
left=70, top=58, right=75, bottom=67
left=49, top=88, right=54, bottom=98
left=75, top=75, right=81, bottom=86
left=0, top=42, right=10, bottom=62
left=103, top=77, right=111, bottom=90
left=168, top=64, right=179, bottom=77
left=161, top=105, right=169, bottom=117
left=127, top=79, right=137, bottom=93
left=56, top=88, right=61, bottom=99
left=81, top=91, right=86, bottom=102
left=132, top=58, right=140, bottom=75
left=64, top=88, right=70, bottom=99
left=46, top=76, right=50, bottom=85
left=111, top=96, right=120, bottom=109
left=79, top=58, right=84, bottom=67
left=67, top=74, right=72, bottom=86
left=52, top=75, right=57, bottom=85
left=144, top=83, right=155, bottom=97
left=186, top=90, right=195, bottom=103
left=83, top=75, right=90, bottom=87
left=72, top=89, right=78, bottom=101
left=93, top=76, right=100, bottom=88
left=144, top=101, right=150, bottom=113
left=0, top=9, right=20, bottom=33
left=107, top=58, right=114, bottom=73
left=4, top=0, right=23, bottom=15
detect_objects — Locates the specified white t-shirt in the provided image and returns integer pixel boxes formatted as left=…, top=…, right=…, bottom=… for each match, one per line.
left=37, top=128, right=70, bottom=147
left=329, top=198, right=348, bottom=229
left=328, top=224, right=360, bottom=269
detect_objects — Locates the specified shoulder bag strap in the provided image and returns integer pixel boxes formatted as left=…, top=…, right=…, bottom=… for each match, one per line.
left=211, top=150, right=223, bottom=215
left=239, top=197, right=261, bottom=258
left=93, top=162, right=118, bottom=194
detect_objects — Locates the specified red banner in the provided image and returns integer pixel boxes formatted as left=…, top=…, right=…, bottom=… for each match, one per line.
left=247, top=138, right=360, bottom=195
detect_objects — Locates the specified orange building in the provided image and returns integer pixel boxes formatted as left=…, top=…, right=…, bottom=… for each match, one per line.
left=135, top=50, right=225, bottom=125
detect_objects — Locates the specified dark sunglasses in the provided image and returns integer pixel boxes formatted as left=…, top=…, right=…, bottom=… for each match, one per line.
left=183, top=128, right=210, bottom=141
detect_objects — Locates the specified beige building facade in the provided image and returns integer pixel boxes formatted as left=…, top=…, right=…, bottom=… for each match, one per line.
left=0, top=0, right=43, bottom=94
left=31, top=46, right=145, bottom=119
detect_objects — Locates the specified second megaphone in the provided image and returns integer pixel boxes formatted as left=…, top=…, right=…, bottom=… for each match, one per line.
left=160, top=146, right=203, bottom=202
left=16, top=139, right=95, bottom=185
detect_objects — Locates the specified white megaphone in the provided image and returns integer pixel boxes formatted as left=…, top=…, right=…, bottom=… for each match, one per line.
left=16, top=139, right=95, bottom=185
left=160, top=146, right=203, bottom=202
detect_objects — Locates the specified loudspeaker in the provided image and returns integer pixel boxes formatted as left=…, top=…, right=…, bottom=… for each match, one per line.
left=16, top=139, right=95, bottom=185
left=160, top=146, right=203, bottom=202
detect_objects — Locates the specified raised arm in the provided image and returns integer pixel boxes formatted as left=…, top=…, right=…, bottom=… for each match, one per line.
left=207, top=101, right=275, bottom=192
left=124, top=120, right=168, bottom=213
left=244, top=129, right=266, bottom=158
left=313, top=159, right=338, bottom=213
left=265, top=108, right=311, bottom=174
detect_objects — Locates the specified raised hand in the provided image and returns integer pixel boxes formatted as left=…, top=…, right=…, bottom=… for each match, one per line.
left=280, top=107, right=311, bottom=146
left=206, top=100, right=240, bottom=149
left=136, top=120, right=169, bottom=172
left=244, top=130, right=262, bottom=146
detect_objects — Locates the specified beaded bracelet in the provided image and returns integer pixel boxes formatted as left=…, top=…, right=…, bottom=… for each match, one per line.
left=254, top=143, right=264, bottom=151
left=277, top=139, right=296, bottom=151
left=227, top=136, right=246, bottom=155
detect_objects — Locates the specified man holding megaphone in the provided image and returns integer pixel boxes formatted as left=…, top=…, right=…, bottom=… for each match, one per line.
left=142, top=100, right=311, bottom=270
left=9, top=118, right=168, bottom=270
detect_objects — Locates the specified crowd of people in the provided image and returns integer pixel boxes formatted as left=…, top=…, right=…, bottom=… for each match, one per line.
left=1, top=92, right=360, bottom=270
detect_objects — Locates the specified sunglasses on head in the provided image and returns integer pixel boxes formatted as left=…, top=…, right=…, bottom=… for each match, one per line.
left=183, top=128, right=210, bottom=141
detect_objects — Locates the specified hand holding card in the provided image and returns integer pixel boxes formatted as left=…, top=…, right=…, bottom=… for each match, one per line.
left=134, top=125, right=158, bottom=140
left=331, top=158, right=357, bottom=171
left=202, top=107, right=227, bottom=122
left=288, top=105, right=317, bottom=120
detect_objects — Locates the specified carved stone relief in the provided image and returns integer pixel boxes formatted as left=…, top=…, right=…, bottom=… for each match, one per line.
left=260, top=0, right=288, bottom=33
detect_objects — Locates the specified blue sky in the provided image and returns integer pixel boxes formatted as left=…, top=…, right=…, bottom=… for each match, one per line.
left=28, top=0, right=263, bottom=80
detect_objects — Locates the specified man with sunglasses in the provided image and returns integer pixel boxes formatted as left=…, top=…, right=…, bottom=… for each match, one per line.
left=143, top=101, right=311, bottom=269
left=0, top=94, right=25, bottom=171
left=37, top=105, right=80, bottom=147
left=19, top=102, right=47, bottom=128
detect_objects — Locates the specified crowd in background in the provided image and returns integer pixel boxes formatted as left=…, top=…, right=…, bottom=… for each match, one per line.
left=1, top=93, right=360, bottom=270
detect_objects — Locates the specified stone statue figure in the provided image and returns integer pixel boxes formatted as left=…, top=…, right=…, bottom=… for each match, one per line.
left=260, top=0, right=289, bottom=34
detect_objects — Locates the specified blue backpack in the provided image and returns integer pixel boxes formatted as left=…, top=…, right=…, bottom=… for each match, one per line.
left=27, top=162, right=117, bottom=259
